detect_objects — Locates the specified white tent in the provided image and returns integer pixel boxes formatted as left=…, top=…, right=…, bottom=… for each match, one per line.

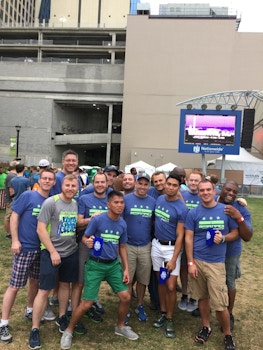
left=125, top=160, right=155, bottom=177
left=156, top=162, right=177, bottom=176
left=208, top=148, right=263, bottom=185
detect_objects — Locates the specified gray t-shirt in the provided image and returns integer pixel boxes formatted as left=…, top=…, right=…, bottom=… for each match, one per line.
left=38, top=194, right=78, bottom=258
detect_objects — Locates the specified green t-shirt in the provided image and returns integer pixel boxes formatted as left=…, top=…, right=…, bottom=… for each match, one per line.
left=0, top=173, right=7, bottom=189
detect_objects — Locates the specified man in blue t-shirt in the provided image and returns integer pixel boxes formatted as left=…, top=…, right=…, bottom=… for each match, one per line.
left=218, top=180, right=253, bottom=331
left=74, top=172, right=109, bottom=324
left=185, top=179, right=238, bottom=350
left=151, top=173, right=188, bottom=338
left=123, top=172, right=155, bottom=323
left=10, top=163, right=30, bottom=202
left=60, top=190, right=139, bottom=349
left=0, top=169, right=55, bottom=344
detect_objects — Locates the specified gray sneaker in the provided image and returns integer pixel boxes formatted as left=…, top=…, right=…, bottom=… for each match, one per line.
left=43, top=304, right=56, bottom=321
left=60, top=330, right=73, bottom=350
left=0, top=325, right=12, bottom=344
left=114, top=325, right=139, bottom=340
left=178, top=297, right=188, bottom=311
left=186, top=298, right=197, bottom=312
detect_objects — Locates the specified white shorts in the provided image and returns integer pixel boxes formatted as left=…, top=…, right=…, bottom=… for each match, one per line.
left=151, top=238, right=182, bottom=276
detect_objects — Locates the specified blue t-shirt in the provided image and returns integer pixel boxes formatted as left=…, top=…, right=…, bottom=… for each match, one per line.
left=154, top=195, right=188, bottom=241
left=148, top=187, right=161, bottom=200
left=11, top=176, right=30, bottom=202
left=50, top=171, right=82, bottom=201
left=185, top=202, right=238, bottom=263
left=182, top=191, right=201, bottom=210
left=84, top=212, right=127, bottom=260
left=80, top=185, right=113, bottom=197
left=123, top=193, right=155, bottom=246
left=78, top=193, right=108, bottom=241
left=11, top=191, right=47, bottom=252
left=226, top=201, right=252, bottom=258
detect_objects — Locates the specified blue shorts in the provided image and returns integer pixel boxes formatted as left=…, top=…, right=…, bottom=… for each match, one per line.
left=39, top=249, right=79, bottom=290
left=10, top=250, right=40, bottom=288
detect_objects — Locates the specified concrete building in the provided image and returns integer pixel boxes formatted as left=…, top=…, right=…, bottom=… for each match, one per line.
left=0, top=2, right=262, bottom=169
left=120, top=15, right=263, bottom=169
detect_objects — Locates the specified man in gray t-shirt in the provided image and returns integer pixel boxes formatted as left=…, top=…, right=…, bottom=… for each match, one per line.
left=29, top=175, right=79, bottom=350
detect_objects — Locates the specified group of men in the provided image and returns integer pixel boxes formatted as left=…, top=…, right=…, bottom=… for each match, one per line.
left=0, top=152, right=252, bottom=350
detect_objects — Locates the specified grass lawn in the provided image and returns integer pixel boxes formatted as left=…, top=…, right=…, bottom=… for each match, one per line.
left=0, top=197, right=262, bottom=350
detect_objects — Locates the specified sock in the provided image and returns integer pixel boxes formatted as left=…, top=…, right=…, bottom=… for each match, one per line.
left=182, top=294, right=188, bottom=300
left=0, top=319, right=8, bottom=327
left=27, top=307, right=33, bottom=314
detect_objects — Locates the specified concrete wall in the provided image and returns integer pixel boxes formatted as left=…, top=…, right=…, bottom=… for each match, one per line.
left=120, top=15, right=263, bottom=169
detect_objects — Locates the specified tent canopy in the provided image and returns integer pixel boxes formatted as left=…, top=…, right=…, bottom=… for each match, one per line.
left=208, top=148, right=263, bottom=171
left=125, top=160, right=155, bottom=176
left=156, top=162, right=177, bottom=175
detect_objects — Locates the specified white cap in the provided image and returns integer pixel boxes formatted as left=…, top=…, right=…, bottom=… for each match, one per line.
left=39, top=159, right=50, bottom=167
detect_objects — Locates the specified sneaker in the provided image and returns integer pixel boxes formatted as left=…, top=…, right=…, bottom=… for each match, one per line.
left=43, top=304, right=56, bottom=321
left=230, top=314, right=234, bottom=331
left=5, top=234, right=11, bottom=239
left=191, top=307, right=201, bottom=317
left=84, top=305, right=103, bottom=323
left=114, top=325, right=139, bottom=340
left=164, top=318, right=175, bottom=338
left=29, top=328, right=41, bottom=349
left=135, top=305, right=148, bottom=321
left=49, top=296, right=59, bottom=306
left=74, top=322, right=87, bottom=335
left=178, top=296, right=188, bottom=311
left=224, top=335, right=236, bottom=350
left=24, top=309, right=45, bottom=323
left=60, top=330, right=73, bottom=350
left=56, top=315, right=68, bottom=333
left=186, top=298, right=198, bottom=312
left=93, top=300, right=105, bottom=314
left=195, top=326, right=212, bottom=344
left=125, top=309, right=131, bottom=325
left=0, top=325, right=12, bottom=344
left=153, top=313, right=166, bottom=328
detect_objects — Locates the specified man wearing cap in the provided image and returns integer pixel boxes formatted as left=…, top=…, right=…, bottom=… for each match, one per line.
left=31, top=159, right=50, bottom=191
left=80, top=165, right=118, bottom=196
left=151, top=173, right=188, bottom=338
left=123, top=172, right=155, bottom=323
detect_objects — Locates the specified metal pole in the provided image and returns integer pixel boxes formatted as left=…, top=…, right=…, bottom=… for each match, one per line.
left=15, top=125, right=21, bottom=158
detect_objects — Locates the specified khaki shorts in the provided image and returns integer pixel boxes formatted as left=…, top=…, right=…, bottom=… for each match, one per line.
left=189, top=259, right=228, bottom=311
left=4, top=202, right=13, bottom=221
left=126, top=242, right=152, bottom=285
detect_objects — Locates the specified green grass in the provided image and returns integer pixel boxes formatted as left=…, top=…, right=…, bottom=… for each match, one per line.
left=0, top=198, right=262, bottom=350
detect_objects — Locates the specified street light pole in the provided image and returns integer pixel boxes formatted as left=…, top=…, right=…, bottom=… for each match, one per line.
left=15, top=125, right=21, bottom=159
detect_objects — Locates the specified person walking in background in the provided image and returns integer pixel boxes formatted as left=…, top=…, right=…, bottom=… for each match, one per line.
left=4, top=161, right=18, bottom=239
left=10, top=163, right=30, bottom=203
left=0, top=166, right=7, bottom=209
left=0, top=169, right=55, bottom=344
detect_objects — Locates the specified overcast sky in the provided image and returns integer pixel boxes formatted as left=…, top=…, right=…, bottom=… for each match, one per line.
left=141, top=0, right=263, bottom=32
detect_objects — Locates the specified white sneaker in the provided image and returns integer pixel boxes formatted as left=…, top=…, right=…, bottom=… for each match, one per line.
left=114, top=325, right=139, bottom=340
left=60, top=330, right=73, bottom=350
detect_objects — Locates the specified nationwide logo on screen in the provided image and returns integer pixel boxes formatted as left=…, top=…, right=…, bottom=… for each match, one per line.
left=193, top=145, right=200, bottom=153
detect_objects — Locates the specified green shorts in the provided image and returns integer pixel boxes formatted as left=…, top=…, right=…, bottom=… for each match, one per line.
left=83, top=259, right=128, bottom=301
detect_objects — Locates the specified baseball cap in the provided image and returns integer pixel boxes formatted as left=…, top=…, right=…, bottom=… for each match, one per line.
left=39, top=159, right=50, bottom=167
left=137, top=172, right=150, bottom=182
left=103, top=165, right=119, bottom=175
